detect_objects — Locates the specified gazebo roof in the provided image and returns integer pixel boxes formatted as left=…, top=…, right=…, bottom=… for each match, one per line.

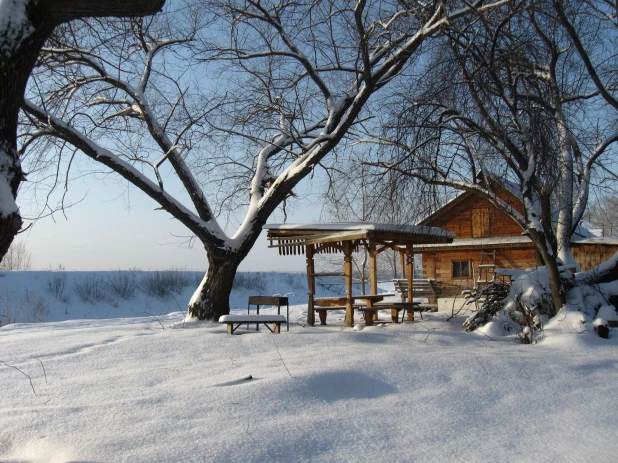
left=264, top=222, right=454, bottom=250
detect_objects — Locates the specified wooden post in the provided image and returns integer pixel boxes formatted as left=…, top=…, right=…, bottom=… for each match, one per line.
left=369, top=240, right=379, bottom=322
left=400, top=252, right=406, bottom=279
left=343, top=240, right=354, bottom=327
left=406, top=244, right=414, bottom=321
left=369, top=240, right=378, bottom=296
left=306, top=244, right=316, bottom=326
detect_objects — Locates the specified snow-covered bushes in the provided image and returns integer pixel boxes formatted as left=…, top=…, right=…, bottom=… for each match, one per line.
left=45, top=268, right=200, bottom=303
left=0, top=289, right=48, bottom=325
left=140, top=270, right=194, bottom=298
left=283, top=272, right=306, bottom=292
left=74, top=275, right=114, bottom=304
left=233, top=272, right=268, bottom=292
left=464, top=268, right=554, bottom=342
left=466, top=266, right=618, bottom=342
left=107, top=271, right=138, bottom=300
left=46, top=265, right=69, bottom=302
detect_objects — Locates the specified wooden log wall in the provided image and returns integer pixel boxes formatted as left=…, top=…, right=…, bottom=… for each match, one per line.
left=421, top=247, right=540, bottom=296
left=573, top=245, right=618, bottom=271
left=425, top=193, right=525, bottom=239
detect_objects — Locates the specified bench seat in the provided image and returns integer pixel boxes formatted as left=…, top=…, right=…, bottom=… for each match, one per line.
left=418, top=303, right=438, bottom=312
left=362, top=301, right=421, bottom=324
left=219, top=314, right=286, bottom=334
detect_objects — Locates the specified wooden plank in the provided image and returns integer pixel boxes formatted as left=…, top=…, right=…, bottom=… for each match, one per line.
left=248, top=296, right=287, bottom=305
left=314, top=297, right=347, bottom=306
left=472, top=207, right=489, bottom=238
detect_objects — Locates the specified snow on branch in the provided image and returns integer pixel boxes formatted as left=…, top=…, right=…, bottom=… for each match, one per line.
left=22, top=99, right=230, bottom=249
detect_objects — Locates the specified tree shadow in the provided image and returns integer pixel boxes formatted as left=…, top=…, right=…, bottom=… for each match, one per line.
left=294, top=370, right=397, bottom=403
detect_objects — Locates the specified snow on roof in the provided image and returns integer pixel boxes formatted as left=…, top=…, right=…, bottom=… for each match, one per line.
left=573, top=222, right=603, bottom=239
left=484, top=172, right=522, bottom=200
left=414, top=236, right=533, bottom=249
left=264, top=222, right=455, bottom=239
left=573, top=236, right=618, bottom=246
left=414, top=234, right=618, bottom=249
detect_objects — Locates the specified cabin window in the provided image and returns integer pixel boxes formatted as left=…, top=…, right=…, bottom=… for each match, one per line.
left=452, top=260, right=470, bottom=278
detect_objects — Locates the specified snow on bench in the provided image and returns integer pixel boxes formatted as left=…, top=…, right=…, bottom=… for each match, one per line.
left=219, top=314, right=287, bottom=334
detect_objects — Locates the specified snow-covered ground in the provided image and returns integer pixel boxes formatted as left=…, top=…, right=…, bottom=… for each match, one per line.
left=1, top=271, right=617, bottom=462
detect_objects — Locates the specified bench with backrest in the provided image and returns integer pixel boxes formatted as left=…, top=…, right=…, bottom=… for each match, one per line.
left=248, top=296, right=289, bottom=331
left=393, top=279, right=440, bottom=310
left=219, top=314, right=286, bottom=334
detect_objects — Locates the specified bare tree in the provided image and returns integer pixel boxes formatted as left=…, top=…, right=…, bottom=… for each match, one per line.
left=318, top=150, right=446, bottom=288
left=585, top=194, right=618, bottom=237
left=366, top=0, right=618, bottom=313
left=0, top=0, right=166, bottom=265
left=21, top=0, right=507, bottom=320
left=0, top=241, right=32, bottom=271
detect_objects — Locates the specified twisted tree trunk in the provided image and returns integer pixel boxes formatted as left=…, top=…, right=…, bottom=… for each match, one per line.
left=188, top=251, right=244, bottom=320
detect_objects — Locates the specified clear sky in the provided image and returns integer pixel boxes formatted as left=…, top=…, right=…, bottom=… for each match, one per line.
left=16, top=167, right=313, bottom=272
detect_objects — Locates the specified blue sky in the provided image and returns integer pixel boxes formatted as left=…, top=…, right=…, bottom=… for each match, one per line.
left=16, top=171, right=311, bottom=272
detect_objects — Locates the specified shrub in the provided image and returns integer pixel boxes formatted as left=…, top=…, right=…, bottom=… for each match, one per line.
left=108, top=271, right=138, bottom=300
left=47, top=265, right=69, bottom=302
left=233, top=272, right=267, bottom=292
left=0, top=289, right=48, bottom=325
left=140, top=269, right=193, bottom=298
left=23, top=289, right=49, bottom=323
left=74, top=274, right=112, bottom=304
left=284, top=272, right=305, bottom=292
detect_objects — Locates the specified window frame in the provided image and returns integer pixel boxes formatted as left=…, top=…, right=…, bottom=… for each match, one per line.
left=452, top=260, right=471, bottom=279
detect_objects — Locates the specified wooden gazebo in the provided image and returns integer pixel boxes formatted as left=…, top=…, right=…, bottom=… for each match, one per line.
left=264, top=223, right=454, bottom=326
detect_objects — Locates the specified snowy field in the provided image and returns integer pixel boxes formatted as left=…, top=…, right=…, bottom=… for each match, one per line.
left=1, top=271, right=618, bottom=462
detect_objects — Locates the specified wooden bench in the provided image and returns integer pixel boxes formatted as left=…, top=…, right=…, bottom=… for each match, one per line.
left=393, top=279, right=441, bottom=305
left=357, top=304, right=402, bottom=325
left=361, top=301, right=422, bottom=324
left=313, top=306, right=348, bottom=325
left=219, top=315, right=286, bottom=334
left=248, top=296, right=289, bottom=331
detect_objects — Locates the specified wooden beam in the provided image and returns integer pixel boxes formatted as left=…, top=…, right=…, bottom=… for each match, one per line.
left=314, top=242, right=344, bottom=254
left=369, top=240, right=378, bottom=296
left=306, top=244, right=316, bottom=326
left=406, top=244, right=414, bottom=320
left=375, top=245, right=391, bottom=255
left=343, top=240, right=354, bottom=327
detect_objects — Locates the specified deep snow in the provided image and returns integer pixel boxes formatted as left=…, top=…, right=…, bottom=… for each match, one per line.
left=1, top=271, right=617, bottom=462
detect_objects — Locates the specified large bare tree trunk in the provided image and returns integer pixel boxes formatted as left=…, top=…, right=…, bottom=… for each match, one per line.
left=0, top=0, right=165, bottom=263
left=188, top=251, right=244, bottom=320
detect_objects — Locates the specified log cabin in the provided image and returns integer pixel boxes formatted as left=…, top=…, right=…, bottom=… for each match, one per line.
left=413, top=183, right=618, bottom=297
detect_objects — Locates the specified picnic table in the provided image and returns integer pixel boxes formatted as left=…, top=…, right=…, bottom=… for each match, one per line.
left=313, top=295, right=419, bottom=326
